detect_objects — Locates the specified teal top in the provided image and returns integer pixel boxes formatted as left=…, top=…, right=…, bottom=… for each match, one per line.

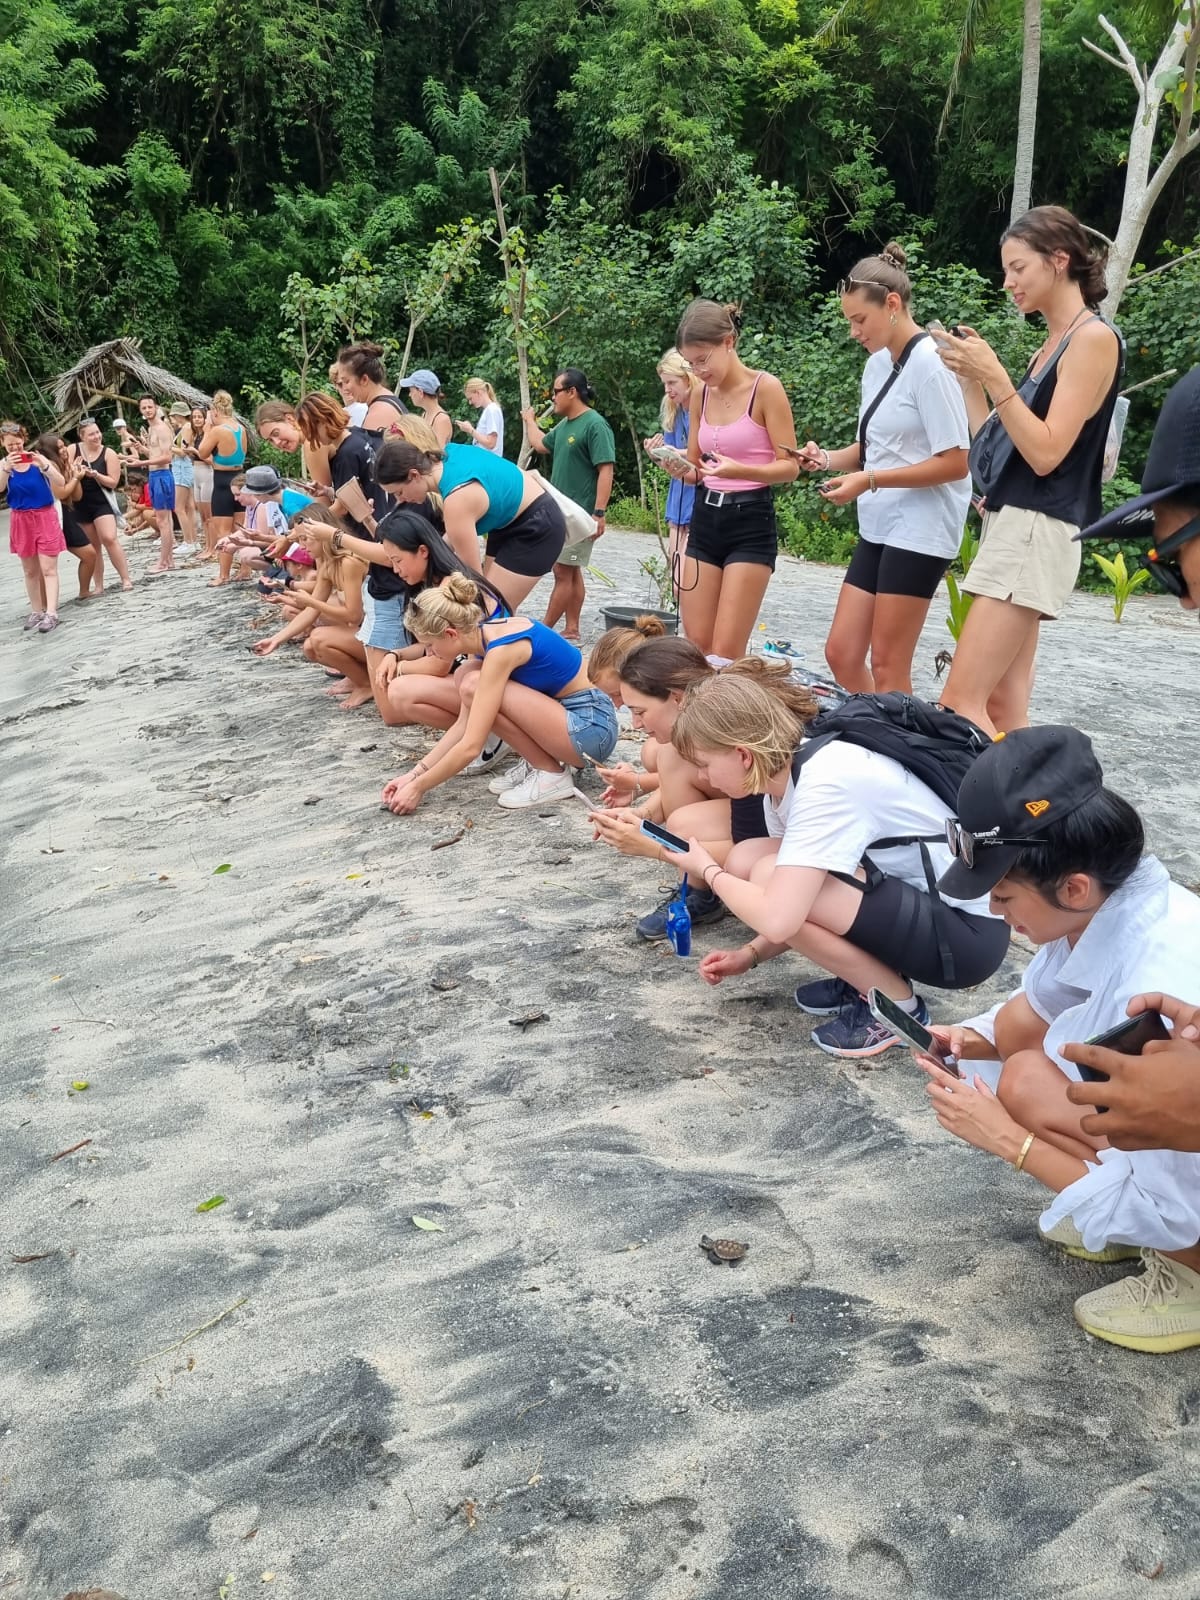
left=438, top=442, right=524, bottom=533
left=212, top=422, right=246, bottom=469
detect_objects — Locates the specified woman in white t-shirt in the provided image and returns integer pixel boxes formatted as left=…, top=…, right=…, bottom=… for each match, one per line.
left=666, top=674, right=1009, bottom=1060
left=458, top=379, right=505, bottom=456
left=913, top=725, right=1200, bottom=1353
left=797, top=243, right=971, bottom=695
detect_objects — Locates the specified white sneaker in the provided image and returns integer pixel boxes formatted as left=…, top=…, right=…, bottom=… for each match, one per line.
left=1038, top=1215, right=1140, bottom=1264
left=465, top=735, right=508, bottom=774
left=488, top=757, right=529, bottom=796
left=175, top=541, right=197, bottom=557
left=497, top=765, right=574, bottom=809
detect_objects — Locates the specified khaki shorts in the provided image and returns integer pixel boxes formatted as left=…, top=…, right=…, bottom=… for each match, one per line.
left=964, top=504, right=1081, bottom=620
left=555, top=532, right=599, bottom=568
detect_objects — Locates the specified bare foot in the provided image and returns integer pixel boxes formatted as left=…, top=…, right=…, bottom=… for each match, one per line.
left=121, top=581, right=134, bottom=592
left=207, top=576, right=229, bottom=588
left=323, top=680, right=352, bottom=697
left=338, top=687, right=375, bottom=710
left=147, top=563, right=176, bottom=575
left=563, top=631, right=582, bottom=642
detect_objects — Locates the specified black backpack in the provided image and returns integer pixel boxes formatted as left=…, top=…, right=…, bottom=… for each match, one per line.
left=790, top=693, right=993, bottom=983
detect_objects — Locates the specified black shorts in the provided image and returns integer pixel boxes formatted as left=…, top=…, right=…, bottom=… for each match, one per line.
left=845, top=872, right=1009, bottom=990
left=62, top=512, right=91, bottom=550
left=730, top=794, right=769, bottom=844
left=844, top=538, right=950, bottom=600
left=485, top=490, right=565, bottom=578
left=687, top=490, right=777, bottom=571
left=211, top=468, right=240, bottom=519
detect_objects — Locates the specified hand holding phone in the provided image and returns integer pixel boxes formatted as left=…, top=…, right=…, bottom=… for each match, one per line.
left=639, top=818, right=688, bottom=854
left=867, top=988, right=960, bottom=1075
left=1072, top=1010, right=1172, bottom=1108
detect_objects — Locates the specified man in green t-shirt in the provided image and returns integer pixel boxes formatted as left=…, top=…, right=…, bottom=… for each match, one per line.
left=521, top=368, right=615, bottom=639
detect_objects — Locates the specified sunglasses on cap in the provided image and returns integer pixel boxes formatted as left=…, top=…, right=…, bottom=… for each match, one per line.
left=945, top=819, right=1047, bottom=870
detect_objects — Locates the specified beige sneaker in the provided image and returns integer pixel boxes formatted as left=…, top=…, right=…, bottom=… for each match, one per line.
left=1039, top=1215, right=1140, bottom=1264
left=1074, top=1250, right=1200, bottom=1353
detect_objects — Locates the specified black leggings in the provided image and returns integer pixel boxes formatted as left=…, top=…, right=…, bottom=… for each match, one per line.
left=844, top=872, right=1009, bottom=990
left=844, top=538, right=951, bottom=600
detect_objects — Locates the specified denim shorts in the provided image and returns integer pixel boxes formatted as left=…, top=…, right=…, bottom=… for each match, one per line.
left=149, top=469, right=176, bottom=512
left=356, top=591, right=409, bottom=651
left=560, top=687, right=619, bottom=762
left=171, top=455, right=194, bottom=489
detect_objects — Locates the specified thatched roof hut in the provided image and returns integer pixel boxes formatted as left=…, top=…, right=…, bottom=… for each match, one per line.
left=47, top=339, right=247, bottom=431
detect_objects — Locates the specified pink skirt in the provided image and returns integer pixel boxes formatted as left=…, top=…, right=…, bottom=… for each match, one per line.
left=10, top=504, right=66, bottom=559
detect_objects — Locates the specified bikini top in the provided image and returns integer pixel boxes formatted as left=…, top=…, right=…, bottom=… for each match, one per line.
left=212, top=422, right=246, bottom=469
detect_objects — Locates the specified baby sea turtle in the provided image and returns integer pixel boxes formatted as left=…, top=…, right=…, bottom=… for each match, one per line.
left=699, top=1235, right=749, bottom=1265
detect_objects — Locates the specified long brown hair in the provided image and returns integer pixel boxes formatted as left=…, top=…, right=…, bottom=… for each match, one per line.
left=296, top=392, right=349, bottom=447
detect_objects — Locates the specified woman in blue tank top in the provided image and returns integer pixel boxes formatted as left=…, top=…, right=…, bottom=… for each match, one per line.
left=375, top=438, right=565, bottom=611
left=381, top=572, right=618, bottom=814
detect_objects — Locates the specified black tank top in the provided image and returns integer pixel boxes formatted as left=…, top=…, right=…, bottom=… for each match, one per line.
left=75, top=445, right=114, bottom=520
left=992, top=316, right=1122, bottom=529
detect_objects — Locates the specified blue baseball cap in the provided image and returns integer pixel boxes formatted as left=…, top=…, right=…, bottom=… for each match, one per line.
left=399, top=369, right=441, bottom=395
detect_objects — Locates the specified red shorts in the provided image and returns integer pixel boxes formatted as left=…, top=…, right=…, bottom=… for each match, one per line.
left=9, top=505, right=66, bottom=559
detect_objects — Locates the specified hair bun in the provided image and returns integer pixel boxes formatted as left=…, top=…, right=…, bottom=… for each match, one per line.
left=723, top=302, right=745, bottom=334
left=634, top=614, right=668, bottom=639
left=880, top=241, right=907, bottom=270
left=442, top=571, right=480, bottom=605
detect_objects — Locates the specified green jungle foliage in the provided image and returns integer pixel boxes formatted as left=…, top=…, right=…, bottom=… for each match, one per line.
left=2, top=0, right=1198, bottom=544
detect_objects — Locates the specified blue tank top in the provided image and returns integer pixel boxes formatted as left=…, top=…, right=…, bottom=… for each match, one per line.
left=6, top=463, right=53, bottom=511
left=438, top=442, right=524, bottom=532
left=212, top=422, right=246, bottom=469
left=481, top=620, right=582, bottom=695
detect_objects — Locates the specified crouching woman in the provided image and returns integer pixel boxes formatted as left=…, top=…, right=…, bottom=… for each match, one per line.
left=665, top=674, right=1009, bottom=1058
left=913, top=725, right=1200, bottom=1353
left=381, top=573, right=618, bottom=815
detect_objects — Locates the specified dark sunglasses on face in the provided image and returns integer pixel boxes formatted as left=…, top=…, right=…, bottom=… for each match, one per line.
left=945, top=819, right=1047, bottom=869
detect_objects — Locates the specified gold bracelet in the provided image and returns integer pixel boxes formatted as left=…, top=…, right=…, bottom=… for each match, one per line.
left=1013, top=1132, right=1036, bottom=1173
left=746, top=944, right=760, bottom=969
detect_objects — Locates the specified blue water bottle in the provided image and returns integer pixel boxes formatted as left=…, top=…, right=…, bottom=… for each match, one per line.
left=665, top=873, right=692, bottom=957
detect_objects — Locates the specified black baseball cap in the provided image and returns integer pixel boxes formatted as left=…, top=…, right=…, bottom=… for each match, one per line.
left=938, top=726, right=1105, bottom=899
left=1076, top=364, right=1200, bottom=541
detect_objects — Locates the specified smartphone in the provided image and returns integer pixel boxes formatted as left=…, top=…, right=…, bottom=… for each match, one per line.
left=15, top=451, right=34, bottom=466
left=866, top=988, right=960, bottom=1075
left=927, top=319, right=946, bottom=334
left=700, top=451, right=719, bottom=465
left=817, top=482, right=834, bottom=496
left=572, top=788, right=594, bottom=806
left=649, top=445, right=691, bottom=470
left=1075, top=1010, right=1171, bottom=1087
left=640, top=819, right=688, bottom=854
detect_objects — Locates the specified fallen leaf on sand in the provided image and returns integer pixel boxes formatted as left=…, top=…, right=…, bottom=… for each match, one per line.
left=431, top=829, right=465, bottom=851
left=50, top=974, right=63, bottom=982
left=213, top=863, right=232, bottom=874
left=411, top=1215, right=445, bottom=1232
left=346, top=872, right=365, bottom=880
left=70, top=1081, right=90, bottom=1092
left=261, top=1575, right=276, bottom=1584
left=196, top=1194, right=227, bottom=1213
left=12, top=1251, right=57, bottom=1264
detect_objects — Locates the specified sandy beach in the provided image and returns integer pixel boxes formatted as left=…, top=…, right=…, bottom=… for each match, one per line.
left=2, top=519, right=1200, bottom=1600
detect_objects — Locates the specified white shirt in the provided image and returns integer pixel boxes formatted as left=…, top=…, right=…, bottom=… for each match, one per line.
left=346, top=401, right=369, bottom=428
left=764, top=740, right=994, bottom=918
left=856, top=337, right=972, bottom=560
left=963, top=857, right=1200, bottom=1254
left=476, top=402, right=505, bottom=456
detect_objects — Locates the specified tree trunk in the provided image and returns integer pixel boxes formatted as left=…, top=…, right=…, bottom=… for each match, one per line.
left=396, top=321, right=417, bottom=393
left=1009, top=0, right=1042, bottom=222
left=489, top=167, right=535, bottom=468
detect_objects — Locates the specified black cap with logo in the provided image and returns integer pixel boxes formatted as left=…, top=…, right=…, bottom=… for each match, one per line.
left=938, top=726, right=1105, bottom=900
left=1076, top=364, right=1200, bottom=542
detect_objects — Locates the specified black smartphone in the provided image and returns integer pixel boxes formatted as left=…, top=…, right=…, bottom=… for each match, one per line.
left=700, top=451, right=719, bottom=465
left=1075, top=1010, right=1171, bottom=1085
left=866, top=988, right=960, bottom=1076
left=639, top=819, right=688, bottom=854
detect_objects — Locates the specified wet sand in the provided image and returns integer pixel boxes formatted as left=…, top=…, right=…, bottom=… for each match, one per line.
left=2, top=520, right=1199, bottom=1599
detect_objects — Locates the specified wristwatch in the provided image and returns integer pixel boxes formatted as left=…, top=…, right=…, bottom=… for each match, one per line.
left=593, top=508, right=608, bottom=517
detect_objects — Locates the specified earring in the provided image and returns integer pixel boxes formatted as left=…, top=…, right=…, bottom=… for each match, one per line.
left=890, top=313, right=897, bottom=326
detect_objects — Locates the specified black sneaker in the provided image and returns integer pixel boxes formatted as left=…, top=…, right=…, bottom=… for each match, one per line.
left=636, top=885, right=728, bottom=942
left=793, top=975, right=855, bottom=1016
left=812, top=992, right=931, bottom=1059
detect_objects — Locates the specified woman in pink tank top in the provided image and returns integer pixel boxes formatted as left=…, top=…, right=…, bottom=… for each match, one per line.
left=672, top=300, right=800, bottom=659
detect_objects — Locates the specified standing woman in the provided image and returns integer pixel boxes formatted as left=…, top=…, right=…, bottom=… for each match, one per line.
left=196, top=391, right=247, bottom=554
left=796, top=245, right=971, bottom=695
left=674, top=301, right=800, bottom=661
left=457, top=379, right=505, bottom=455
left=933, top=206, right=1122, bottom=737
left=336, top=342, right=407, bottom=440
left=375, top=438, right=565, bottom=612
left=1, top=422, right=67, bottom=632
left=642, top=348, right=697, bottom=591
left=167, top=402, right=197, bottom=548
left=71, top=417, right=134, bottom=593
left=37, top=434, right=98, bottom=601
left=188, top=405, right=215, bottom=556
left=400, top=369, right=453, bottom=448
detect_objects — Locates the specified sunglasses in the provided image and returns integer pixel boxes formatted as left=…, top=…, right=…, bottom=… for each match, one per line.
left=837, top=276, right=887, bottom=298
left=945, top=819, right=1047, bottom=869
left=1138, top=512, right=1199, bottom=599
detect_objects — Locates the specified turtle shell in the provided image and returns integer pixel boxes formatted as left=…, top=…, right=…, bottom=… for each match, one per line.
left=699, top=1234, right=749, bottom=1264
